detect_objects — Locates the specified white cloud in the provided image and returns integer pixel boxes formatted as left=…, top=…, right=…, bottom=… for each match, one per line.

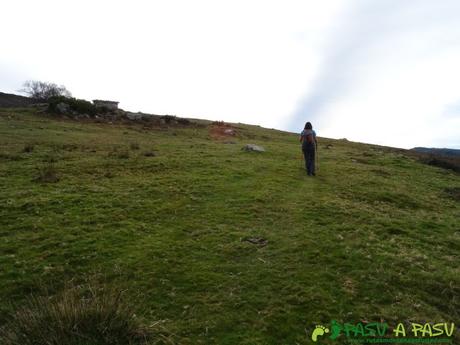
left=1, top=0, right=458, bottom=148
left=290, top=0, right=460, bottom=148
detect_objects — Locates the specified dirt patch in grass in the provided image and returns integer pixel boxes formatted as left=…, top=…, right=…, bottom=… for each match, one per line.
left=209, top=121, right=237, bottom=141
left=342, top=277, right=357, bottom=296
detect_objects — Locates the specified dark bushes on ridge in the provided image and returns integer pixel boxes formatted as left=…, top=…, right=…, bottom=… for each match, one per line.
left=47, top=96, right=101, bottom=116
left=418, top=154, right=460, bottom=173
left=406, top=150, right=460, bottom=173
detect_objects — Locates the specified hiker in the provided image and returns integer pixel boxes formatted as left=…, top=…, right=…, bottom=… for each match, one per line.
left=300, top=122, right=317, bottom=176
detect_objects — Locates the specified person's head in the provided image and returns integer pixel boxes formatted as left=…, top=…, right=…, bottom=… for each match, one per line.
left=304, top=122, right=312, bottom=130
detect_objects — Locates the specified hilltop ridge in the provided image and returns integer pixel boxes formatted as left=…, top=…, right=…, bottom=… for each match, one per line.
left=412, top=147, right=460, bottom=157
left=0, top=91, right=39, bottom=108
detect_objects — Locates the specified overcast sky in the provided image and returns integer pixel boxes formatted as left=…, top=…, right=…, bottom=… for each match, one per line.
left=1, top=0, right=459, bottom=149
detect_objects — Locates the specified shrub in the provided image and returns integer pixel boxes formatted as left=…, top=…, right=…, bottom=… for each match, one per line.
left=425, top=156, right=460, bottom=173
left=0, top=285, right=154, bottom=345
left=160, top=115, right=176, bottom=124
left=19, top=80, right=71, bottom=101
left=409, top=151, right=460, bottom=173
left=47, top=96, right=98, bottom=116
left=177, top=118, right=190, bottom=125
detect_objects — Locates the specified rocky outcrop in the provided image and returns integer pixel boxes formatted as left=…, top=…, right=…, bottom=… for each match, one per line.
left=242, top=144, right=265, bottom=152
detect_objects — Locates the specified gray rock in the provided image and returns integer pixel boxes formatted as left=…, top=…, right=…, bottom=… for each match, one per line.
left=56, top=102, right=70, bottom=114
left=126, top=112, right=143, bottom=120
left=242, top=144, right=265, bottom=152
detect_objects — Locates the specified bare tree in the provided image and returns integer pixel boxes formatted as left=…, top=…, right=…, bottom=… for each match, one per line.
left=19, top=80, right=72, bottom=100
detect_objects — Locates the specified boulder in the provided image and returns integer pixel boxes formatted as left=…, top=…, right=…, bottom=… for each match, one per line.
left=242, top=144, right=265, bottom=152
left=126, top=112, right=143, bottom=120
left=56, top=102, right=70, bottom=114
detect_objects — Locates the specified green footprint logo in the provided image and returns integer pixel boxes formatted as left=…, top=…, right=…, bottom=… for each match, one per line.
left=311, top=325, right=329, bottom=342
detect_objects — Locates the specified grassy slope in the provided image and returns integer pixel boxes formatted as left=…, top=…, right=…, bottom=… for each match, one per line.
left=0, top=108, right=459, bottom=344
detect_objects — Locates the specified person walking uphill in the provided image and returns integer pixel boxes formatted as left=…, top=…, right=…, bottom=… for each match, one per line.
left=300, top=122, right=318, bottom=176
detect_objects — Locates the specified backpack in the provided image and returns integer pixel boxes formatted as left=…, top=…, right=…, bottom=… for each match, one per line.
left=305, top=130, right=314, bottom=144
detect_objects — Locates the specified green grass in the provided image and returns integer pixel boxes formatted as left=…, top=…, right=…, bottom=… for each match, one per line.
left=0, top=108, right=459, bottom=344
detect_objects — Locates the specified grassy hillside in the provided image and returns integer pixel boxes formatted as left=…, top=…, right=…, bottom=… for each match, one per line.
left=0, top=108, right=459, bottom=344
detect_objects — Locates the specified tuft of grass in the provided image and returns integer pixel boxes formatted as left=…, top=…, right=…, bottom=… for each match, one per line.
left=130, top=142, right=140, bottom=150
left=444, top=187, right=460, bottom=202
left=22, top=143, right=35, bottom=153
left=44, top=154, right=59, bottom=164
left=61, top=143, right=79, bottom=151
left=0, top=285, right=160, bottom=345
left=104, top=170, right=115, bottom=178
left=143, top=150, right=156, bottom=157
left=108, top=148, right=130, bottom=159
left=34, top=162, right=59, bottom=183
left=116, top=151, right=130, bottom=159
left=0, top=152, right=22, bottom=161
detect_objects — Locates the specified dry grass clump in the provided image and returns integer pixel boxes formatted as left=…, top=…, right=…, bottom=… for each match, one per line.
left=0, top=284, right=160, bottom=345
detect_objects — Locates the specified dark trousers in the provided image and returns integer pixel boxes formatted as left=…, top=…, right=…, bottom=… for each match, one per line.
left=302, top=144, right=315, bottom=175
